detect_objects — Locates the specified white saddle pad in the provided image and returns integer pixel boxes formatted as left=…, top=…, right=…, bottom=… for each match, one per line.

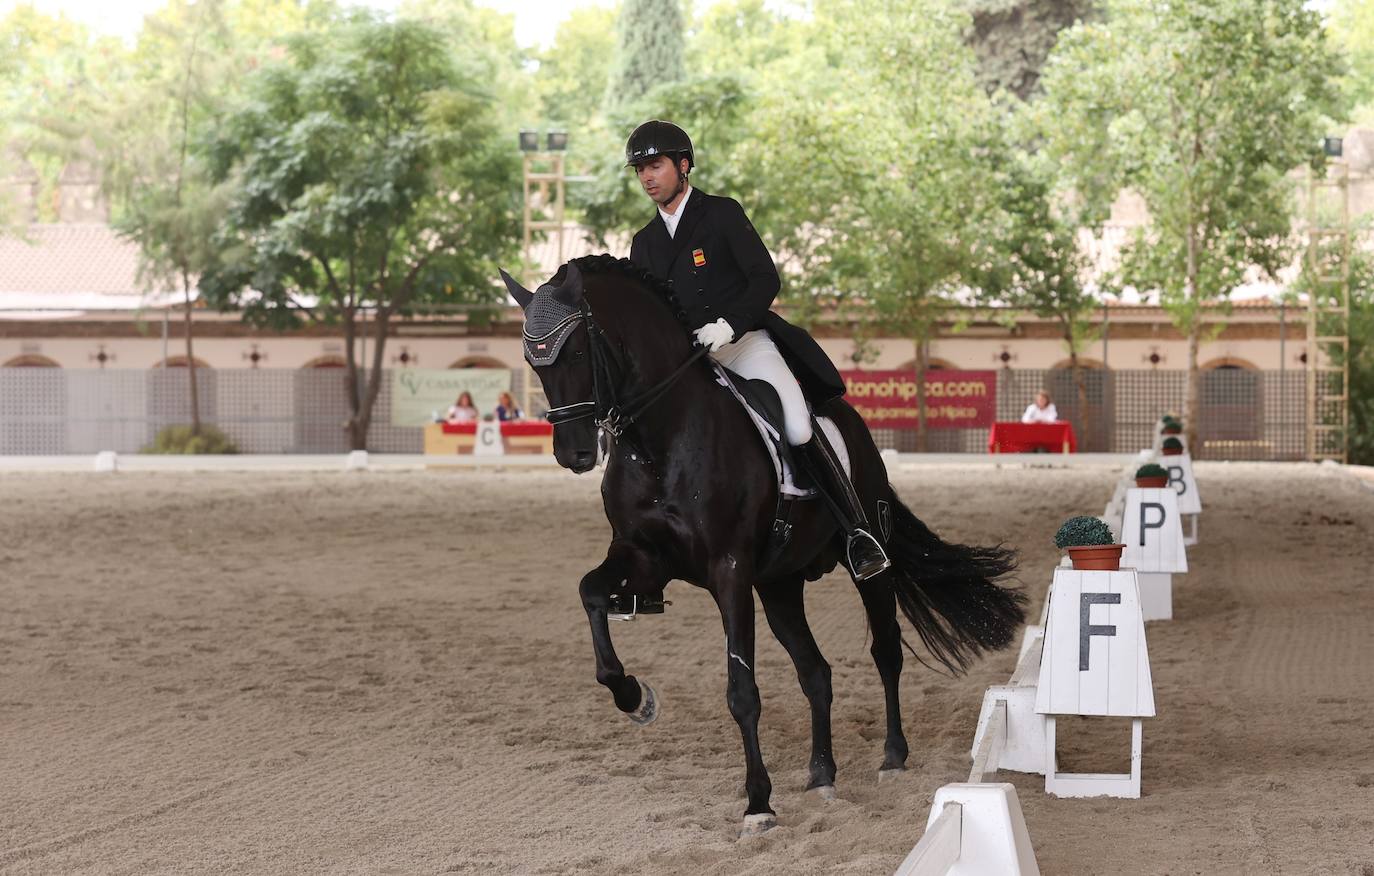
left=711, top=364, right=851, bottom=497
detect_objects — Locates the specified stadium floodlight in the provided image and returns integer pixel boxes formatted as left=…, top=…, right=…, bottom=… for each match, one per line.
left=546, top=131, right=568, bottom=152
left=518, top=130, right=540, bottom=152
left=1323, top=136, right=1342, bottom=158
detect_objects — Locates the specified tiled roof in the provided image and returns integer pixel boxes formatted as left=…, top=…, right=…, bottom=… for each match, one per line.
left=0, top=224, right=184, bottom=311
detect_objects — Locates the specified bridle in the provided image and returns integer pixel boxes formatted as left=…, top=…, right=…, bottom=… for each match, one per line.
left=536, top=301, right=709, bottom=438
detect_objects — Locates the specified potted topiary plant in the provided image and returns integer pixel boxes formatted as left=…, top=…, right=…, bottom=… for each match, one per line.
left=1162, top=420, right=1183, bottom=435
left=1161, top=436, right=1184, bottom=456
left=1135, top=463, right=1169, bottom=488
left=1054, top=516, right=1125, bottom=571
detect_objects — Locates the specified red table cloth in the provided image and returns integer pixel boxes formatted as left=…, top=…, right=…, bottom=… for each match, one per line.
left=987, top=421, right=1077, bottom=453
left=440, top=421, right=552, bottom=437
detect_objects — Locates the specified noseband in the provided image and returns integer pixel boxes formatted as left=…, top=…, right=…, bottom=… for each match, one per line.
left=532, top=302, right=709, bottom=438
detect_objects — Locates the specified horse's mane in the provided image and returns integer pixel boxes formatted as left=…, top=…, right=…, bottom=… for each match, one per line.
left=570, top=253, right=692, bottom=333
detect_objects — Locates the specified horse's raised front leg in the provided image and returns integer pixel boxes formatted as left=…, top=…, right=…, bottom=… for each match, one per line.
left=713, top=566, right=774, bottom=836
left=758, top=578, right=836, bottom=798
left=579, top=551, right=657, bottom=724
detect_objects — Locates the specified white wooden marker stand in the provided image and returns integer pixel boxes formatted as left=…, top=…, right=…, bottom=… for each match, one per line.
left=971, top=632, right=1046, bottom=777
left=474, top=420, right=504, bottom=456
left=893, top=783, right=1040, bottom=876
left=1036, top=568, right=1155, bottom=798
left=1121, top=488, right=1188, bottom=621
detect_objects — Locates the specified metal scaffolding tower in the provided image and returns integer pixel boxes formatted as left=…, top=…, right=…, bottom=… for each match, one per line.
left=1304, top=155, right=1352, bottom=463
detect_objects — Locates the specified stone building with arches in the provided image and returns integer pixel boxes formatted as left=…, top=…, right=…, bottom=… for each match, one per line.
left=5, top=143, right=1367, bottom=456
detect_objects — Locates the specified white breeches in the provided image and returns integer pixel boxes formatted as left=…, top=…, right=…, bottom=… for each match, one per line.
left=711, top=330, right=813, bottom=445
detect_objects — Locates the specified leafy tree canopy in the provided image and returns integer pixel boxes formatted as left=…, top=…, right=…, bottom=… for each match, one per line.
left=198, top=15, right=521, bottom=445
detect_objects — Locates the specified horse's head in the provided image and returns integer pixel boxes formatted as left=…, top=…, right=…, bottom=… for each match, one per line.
left=501, top=262, right=601, bottom=473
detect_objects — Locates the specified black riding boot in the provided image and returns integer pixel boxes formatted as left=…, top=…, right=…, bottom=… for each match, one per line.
left=796, top=424, right=891, bottom=582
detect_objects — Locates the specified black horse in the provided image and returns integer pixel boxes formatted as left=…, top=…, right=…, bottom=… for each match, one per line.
left=500, top=255, right=1024, bottom=836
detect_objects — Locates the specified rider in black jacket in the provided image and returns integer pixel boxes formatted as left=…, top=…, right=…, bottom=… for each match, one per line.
left=625, top=119, right=889, bottom=582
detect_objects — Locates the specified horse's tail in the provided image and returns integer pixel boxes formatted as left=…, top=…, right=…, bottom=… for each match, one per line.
left=881, top=487, right=1025, bottom=674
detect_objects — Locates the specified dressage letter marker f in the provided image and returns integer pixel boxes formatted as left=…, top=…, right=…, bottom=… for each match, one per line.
left=1140, top=502, right=1166, bottom=546
left=1079, top=592, right=1122, bottom=671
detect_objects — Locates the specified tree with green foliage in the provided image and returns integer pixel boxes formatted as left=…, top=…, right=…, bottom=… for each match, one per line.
left=101, top=0, right=237, bottom=436
left=966, top=0, right=1096, bottom=100
left=16, top=1, right=340, bottom=430
left=689, top=0, right=810, bottom=80
left=0, top=7, right=127, bottom=227
left=199, top=16, right=521, bottom=449
left=605, top=0, right=685, bottom=114
left=1038, top=0, right=1346, bottom=453
left=572, top=0, right=692, bottom=249
left=533, top=5, right=617, bottom=126
left=986, top=149, right=1102, bottom=445
left=400, top=0, right=535, bottom=132
left=1328, top=0, right=1374, bottom=125
left=794, top=0, right=1007, bottom=450
left=1346, top=249, right=1374, bottom=465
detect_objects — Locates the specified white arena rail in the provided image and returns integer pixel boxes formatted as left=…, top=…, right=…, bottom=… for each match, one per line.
left=892, top=784, right=1039, bottom=876
left=894, top=802, right=962, bottom=876
left=968, top=700, right=1006, bottom=784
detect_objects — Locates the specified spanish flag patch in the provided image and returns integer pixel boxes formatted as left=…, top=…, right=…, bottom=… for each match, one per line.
left=692, top=248, right=706, bottom=267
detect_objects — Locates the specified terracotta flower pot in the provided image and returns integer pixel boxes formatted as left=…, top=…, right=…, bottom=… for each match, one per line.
left=1161, top=447, right=1182, bottom=456
left=1066, top=544, right=1125, bottom=571
left=1162, top=426, right=1182, bottom=435
left=1135, top=476, right=1168, bottom=488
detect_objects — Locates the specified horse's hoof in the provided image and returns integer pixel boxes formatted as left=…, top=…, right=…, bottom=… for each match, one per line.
left=739, top=812, right=777, bottom=837
left=811, top=784, right=837, bottom=801
left=877, top=767, right=906, bottom=782
left=627, top=679, right=658, bottom=726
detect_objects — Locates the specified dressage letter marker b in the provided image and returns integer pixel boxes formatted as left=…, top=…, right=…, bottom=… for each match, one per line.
left=1079, top=593, right=1121, bottom=670
left=1167, top=465, right=1186, bottom=496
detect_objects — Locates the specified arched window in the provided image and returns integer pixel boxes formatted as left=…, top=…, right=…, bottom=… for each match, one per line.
left=1047, top=358, right=1112, bottom=451
left=448, top=355, right=510, bottom=369
left=2, top=354, right=60, bottom=368
left=1200, top=356, right=1260, bottom=372
left=894, top=357, right=958, bottom=371
left=1049, top=356, right=1107, bottom=371
left=301, top=355, right=347, bottom=369
left=1199, top=360, right=1261, bottom=445
left=152, top=355, right=213, bottom=369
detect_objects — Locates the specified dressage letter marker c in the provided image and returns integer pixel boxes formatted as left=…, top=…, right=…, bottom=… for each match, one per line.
left=1079, top=592, right=1121, bottom=671
left=1139, top=502, right=1166, bottom=546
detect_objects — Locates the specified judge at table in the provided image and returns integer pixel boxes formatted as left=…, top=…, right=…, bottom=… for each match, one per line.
left=446, top=391, right=479, bottom=423
left=1021, top=390, right=1058, bottom=424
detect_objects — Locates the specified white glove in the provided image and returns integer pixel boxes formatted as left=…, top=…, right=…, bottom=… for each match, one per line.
left=693, top=318, right=735, bottom=352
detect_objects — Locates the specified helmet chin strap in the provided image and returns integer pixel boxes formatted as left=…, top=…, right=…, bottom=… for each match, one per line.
left=656, top=175, right=686, bottom=209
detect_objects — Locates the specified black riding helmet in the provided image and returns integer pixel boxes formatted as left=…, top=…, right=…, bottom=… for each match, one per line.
left=625, top=119, right=694, bottom=171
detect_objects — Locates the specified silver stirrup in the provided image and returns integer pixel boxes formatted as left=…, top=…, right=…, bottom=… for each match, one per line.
left=847, top=528, right=892, bottom=581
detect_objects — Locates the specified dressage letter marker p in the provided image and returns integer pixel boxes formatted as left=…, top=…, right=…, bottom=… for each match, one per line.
left=1139, top=502, right=1166, bottom=546
left=1079, top=593, right=1121, bottom=670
